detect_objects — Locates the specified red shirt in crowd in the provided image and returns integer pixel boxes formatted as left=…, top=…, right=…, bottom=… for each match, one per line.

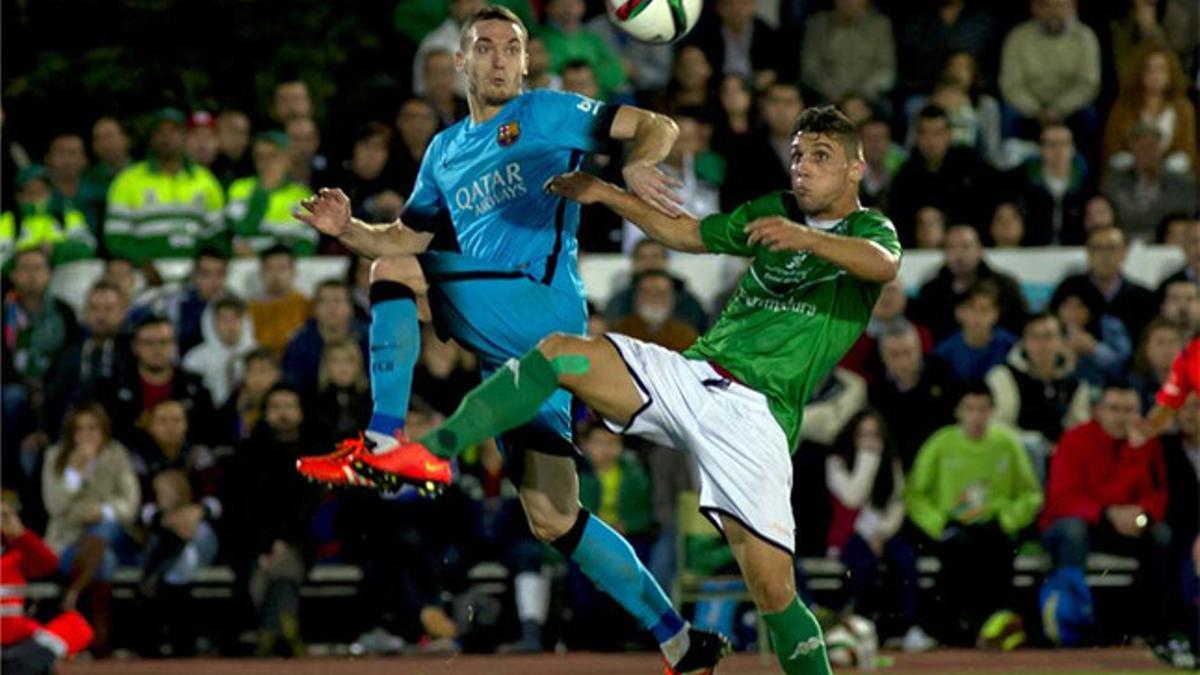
left=1, top=530, right=60, bottom=645
left=1039, top=420, right=1168, bottom=531
left=1158, top=336, right=1200, bottom=410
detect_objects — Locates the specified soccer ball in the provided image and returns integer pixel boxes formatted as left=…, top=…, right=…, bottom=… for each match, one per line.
left=606, top=0, right=703, bottom=44
left=825, top=615, right=879, bottom=670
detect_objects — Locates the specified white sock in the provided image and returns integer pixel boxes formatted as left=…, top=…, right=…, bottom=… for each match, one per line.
left=366, top=429, right=401, bottom=455
left=514, top=571, right=550, bottom=624
left=661, top=622, right=691, bottom=667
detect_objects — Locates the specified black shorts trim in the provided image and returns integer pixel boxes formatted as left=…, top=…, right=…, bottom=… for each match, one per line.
left=601, top=335, right=653, bottom=435
left=699, top=506, right=796, bottom=558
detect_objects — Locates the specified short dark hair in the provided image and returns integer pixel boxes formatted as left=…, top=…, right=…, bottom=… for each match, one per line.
left=917, top=105, right=949, bottom=125
left=959, top=279, right=1000, bottom=307
left=353, top=121, right=392, bottom=146
left=194, top=245, right=229, bottom=264
left=213, top=294, right=246, bottom=315
left=132, top=313, right=173, bottom=338
left=87, top=279, right=123, bottom=299
left=314, top=278, right=350, bottom=299
left=244, top=347, right=277, bottom=369
left=957, top=380, right=993, bottom=405
left=1100, top=375, right=1136, bottom=395
left=791, top=105, right=861, bottom=160
left=1022, top=311, right=1060, bottom=335
left=260, top=243, right=296, bottom=262
left=460, top=5, right=527, bottom=50
left=562, top=59, right=593, bottom=74
left=265, top=382, right=303, bottom=404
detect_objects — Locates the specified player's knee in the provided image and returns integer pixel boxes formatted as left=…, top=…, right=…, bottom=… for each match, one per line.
left=523, top=498, right=579, bottom=544
left=370, top=255, right=426, bottom=293
left=537, top=332, right=581, bottom=359
left=746, top=568, right=796, bottom=614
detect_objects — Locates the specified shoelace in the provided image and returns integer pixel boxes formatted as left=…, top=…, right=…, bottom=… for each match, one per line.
left=328, top=433, right=368, bottom=459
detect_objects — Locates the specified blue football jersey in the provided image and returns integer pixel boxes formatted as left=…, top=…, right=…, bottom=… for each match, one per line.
left=401, top=89, right=615, bottom=298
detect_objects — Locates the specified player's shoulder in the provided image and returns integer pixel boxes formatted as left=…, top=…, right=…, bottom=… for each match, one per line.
left=844, top=208, right=895, bottom=232
left=520, top=88, right=605, bottom=117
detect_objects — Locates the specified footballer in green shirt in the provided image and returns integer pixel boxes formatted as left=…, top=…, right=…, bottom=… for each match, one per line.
left=346, top=105, right=901, bottom=674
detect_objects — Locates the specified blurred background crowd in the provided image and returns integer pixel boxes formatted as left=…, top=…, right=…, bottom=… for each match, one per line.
left=1, top=0, right=1198, bottom=666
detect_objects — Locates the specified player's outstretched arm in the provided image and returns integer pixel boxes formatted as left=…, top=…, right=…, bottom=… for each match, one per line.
left=745, top=217, right=899, bottom=283
left=608, top=106, right=684, bottom=217
left=546, top=172, right=706, bottom=254
left=295, top=188, right=433, bottom=260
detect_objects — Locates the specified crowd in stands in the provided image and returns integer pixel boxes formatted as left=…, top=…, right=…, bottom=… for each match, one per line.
left=2, top=0, right=1199, bottom=667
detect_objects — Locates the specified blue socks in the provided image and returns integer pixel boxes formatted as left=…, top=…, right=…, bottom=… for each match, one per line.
left=553, top=511, right=686, bottom=645
left=366, top=281, right=420, bottom=437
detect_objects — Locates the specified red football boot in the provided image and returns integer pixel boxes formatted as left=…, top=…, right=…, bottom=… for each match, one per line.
left=295, top=433, right=380, bottom=488
left=350, top=438, right=453, bottom=494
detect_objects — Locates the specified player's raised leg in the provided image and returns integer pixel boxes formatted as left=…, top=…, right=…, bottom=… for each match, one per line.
left=296, top=255, right=449, bottom=487
left=722, top=516, right=831, bottom=675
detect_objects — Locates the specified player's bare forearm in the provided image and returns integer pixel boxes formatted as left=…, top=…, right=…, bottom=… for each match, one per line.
left=598, top=182, right=706, bottom=253
left=340, top=219, right=433, bottom=259
left=611, top=106, right=678, bottom=166
left=806, top=230, right=900, bottom=283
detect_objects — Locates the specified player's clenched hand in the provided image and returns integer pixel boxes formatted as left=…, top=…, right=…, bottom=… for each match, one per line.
left=544, top=171, right=610, bottom=205
left=294, top=187, right=352, bottom=237
left=623, top=161, right=684, bottom=217
left=745, top=216, right=814, bottom=252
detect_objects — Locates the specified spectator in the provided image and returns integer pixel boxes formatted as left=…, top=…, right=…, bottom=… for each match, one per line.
left=1158, top=221, right=1200, bottom=296
left=842, top=278, right=933, bottom=382
left=1, top=165, right=94, bottom=268
left=655, top=46, right=716, bottom=114
left=905, top=51, right=1002, bottom=167
left=1, top=248, right=80, bottom=459
left=391, top=98, right=439, bottom=198
left=137, top=467, right=219, bottom=656
left=998, top=0, right=1101, bottom=144
left=934, top=281, right=1019, bottom=383
left=1039, top=382, right=1173, bottom=651
left=870, top=321, right=959, bottom=469
left=226, top=131, right=316, bottom=257
left=541, top=0, right=627, bottom=99
left=561, top=59, right=600, bottom=99
left=133, top=246, right=234, bottom=354
left=1050, top=226, right=1157, bottom=342
left=44, top=133, right=88, bottom=214
left=132, top=399, right=218, bottom=498
left=184, top=112, right=220, bottom=170
left=986, top=312, right=1092, bottom=448
left=613, top=270, right=700, bottom=353
left=1160, top=395, right=1200, bottom=662
left=914, top=206, right=947, bottom=250
left=103, top=315, right=217, bottom=447
left=1159, top=213, right=1199, bottom=247
left=269, top=78, right=314, bottom=126
left=412, top=0, right=483, bottom=99
left=282, top=279, right=365, bottom=397
left=801, top=0, right=895, bottom=107
left=47, top=281, right=133, bottom=428
left=1102, top=123, right=1199, bottom=243
left=1007, top=123, right=1091, bottom=245
left=605, top=238, right=708, bottom=332
left=412, top=326, right=479, bottom=417
left=1131, top=319, right=1186, bottom=412
left=0, top=501, right=94, bottom=670
left=104, top=108, right=225, bottom=264
left=989, top=202, right=1025, bottom=248
left=212, top=110, right=254, bottom=187
left=719, top=82, right=799, bottom=210
left=1102, top=44, right=1196, bottom=175
left=905, top=383, right=1043, bottom=645
left=224, top=383, right=322, bottom=658
left=895, top=0, right=999, bottom=97
left=78, top=117, right=132, bottom=232
left=313, top=338, right=372, bottom=442
left=421, top=49, right=469, bottom=126
left=1083, top=193, right=1120, bottom=236
left=584, top=9, right=672, bottom=93
left=182, top=295, right=257, bottom=408
left=688, top=0, right=788, bottom=90
left=890, top=106, right=998, bottom=241
left=526, top=36, right=563, bottom=91
left=826, top=410, right=934, bottom=652
left=710, top=75, right=754, bottom=162
left=247, top=245, right=311, bottom=358
left=216, top=348, right=281, bottom=443
left=41, top=403, right=140, bottom=656
left=284, top=116, right=329, bottom=191
left=1050, top=283, right=1133, bottom=387
left=858, top=117, right=906, bottom=211
left=338, top=123, right=404, bottom=224
left=1157, top=280, right=1200, bottom=335
left=911, top=224, right=1028, bottom=341
left=101, top=255, right=138, bottom=302
left=1110, top=0, right=1198, bottom=86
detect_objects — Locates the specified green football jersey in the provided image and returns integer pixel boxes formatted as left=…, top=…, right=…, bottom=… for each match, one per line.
left=682, top=192, right=902, bottom=452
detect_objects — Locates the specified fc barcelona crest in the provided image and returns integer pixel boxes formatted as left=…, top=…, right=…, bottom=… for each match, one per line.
left=497, top=121, right=520, bottom=147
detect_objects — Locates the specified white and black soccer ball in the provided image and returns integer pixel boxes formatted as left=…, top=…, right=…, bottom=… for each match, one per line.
left=606, top=0, right=702, bottom=44
left=825, top=614, right=879, bottom=670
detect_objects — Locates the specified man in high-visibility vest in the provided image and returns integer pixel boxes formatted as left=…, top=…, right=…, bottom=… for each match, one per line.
left=0, top=165, right=94, bottom=269
left=226, top=131, right=315, bottom=256
left=104, top=108, right=225, bottom=264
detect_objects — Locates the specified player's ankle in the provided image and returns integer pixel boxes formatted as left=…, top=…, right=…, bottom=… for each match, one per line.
left=364, top=429, right=402, bottom=454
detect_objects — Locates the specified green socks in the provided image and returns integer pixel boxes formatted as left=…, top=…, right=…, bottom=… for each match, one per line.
left=420, top=349, right=562, bottom=459
left=762, top=597, right=831, bottom=675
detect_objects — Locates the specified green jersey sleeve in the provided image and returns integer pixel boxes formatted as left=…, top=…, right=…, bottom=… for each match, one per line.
left=849, top=210, right=902, bottom=258
left=698, top=193, right=788, bottom=257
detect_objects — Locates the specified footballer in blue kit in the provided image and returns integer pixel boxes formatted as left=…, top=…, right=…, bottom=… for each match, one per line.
left=295, top=4, right=730, bottom=672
